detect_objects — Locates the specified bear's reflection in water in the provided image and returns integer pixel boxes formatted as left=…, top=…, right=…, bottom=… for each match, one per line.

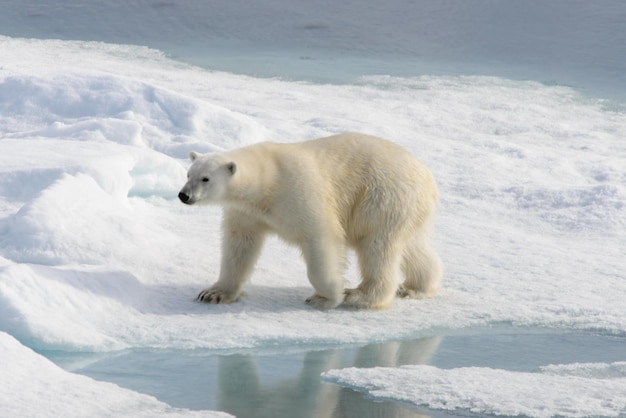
left=217, top=337, right=441, bottom=418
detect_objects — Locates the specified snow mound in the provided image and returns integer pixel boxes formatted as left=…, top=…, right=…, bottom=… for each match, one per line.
left=0, top=73, right=268, bottom=156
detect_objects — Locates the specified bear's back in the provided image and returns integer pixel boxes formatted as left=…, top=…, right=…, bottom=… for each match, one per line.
left=298, top=133, right=431, bottom=191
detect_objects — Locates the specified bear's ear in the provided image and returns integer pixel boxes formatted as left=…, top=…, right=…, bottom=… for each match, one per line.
left=226, top=162, right=237, bottom=175
left=189, top=151, right=199, bottom=162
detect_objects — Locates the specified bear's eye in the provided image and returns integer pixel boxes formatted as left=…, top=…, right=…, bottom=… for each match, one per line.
left=202, top=177, right=209, bottom=183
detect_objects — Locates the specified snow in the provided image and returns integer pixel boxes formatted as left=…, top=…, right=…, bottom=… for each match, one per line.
left=322, top=362, right=626, bottom=417
left=2, top=38, right=624, bottom=353
left=0, top=2, right=625, bottom=416
left=0, top=331, right=231, bottom=417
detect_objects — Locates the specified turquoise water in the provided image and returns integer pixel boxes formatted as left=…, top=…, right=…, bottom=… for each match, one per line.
left=42, top=327, right=626, bottom=417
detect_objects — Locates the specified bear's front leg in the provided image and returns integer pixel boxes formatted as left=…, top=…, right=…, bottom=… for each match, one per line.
left=197, top=211, right=266, bottom=304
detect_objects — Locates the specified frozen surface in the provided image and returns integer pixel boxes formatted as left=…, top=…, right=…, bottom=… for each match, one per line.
left=1, top=1, right=625, bottom=416
left=1, top=37, right=624, bottom=354
left=0, top=331, right=231, bottom=417
left=323, top=362, right=626, bottom=417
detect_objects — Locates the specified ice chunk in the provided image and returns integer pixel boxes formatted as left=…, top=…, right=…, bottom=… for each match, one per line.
left=323, top=363, right=626, bottom=417
left=0, top=331, right=232, bottom=417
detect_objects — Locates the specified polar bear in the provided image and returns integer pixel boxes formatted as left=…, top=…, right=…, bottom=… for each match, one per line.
left=178, top=133, right=442, bottom=309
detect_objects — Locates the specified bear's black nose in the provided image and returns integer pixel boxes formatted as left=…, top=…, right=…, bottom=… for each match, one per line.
left=178, top=192, right=190, bottom=203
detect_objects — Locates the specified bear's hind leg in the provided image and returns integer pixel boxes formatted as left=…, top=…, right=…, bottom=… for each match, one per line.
left=345, top=236, right=402, bottom=309
left=398, top=233, right=442, bottom=299
left=302, top=238, right=346, bottom=310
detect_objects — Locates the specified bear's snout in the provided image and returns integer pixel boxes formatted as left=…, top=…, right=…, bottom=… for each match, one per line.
left=178, top=192, right=191, bottom=204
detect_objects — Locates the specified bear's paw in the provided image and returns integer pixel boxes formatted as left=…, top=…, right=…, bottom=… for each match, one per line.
left=396, top=284, right=438, bottom=300
left=197, top=287, right=240, bottom=304
left=305, top=294, right=341, bottom=310
left=343, top=288, right=391, bottom=309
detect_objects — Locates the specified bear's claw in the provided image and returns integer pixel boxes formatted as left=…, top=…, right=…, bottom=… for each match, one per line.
left=396, top=284, right=437, bottom=299
left=196, top=287, right=238, bottom=304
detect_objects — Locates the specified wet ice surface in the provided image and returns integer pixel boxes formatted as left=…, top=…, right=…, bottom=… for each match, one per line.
left=1, top=1, right=626, bottom=417
left=43, top=327, right=626, bottom=417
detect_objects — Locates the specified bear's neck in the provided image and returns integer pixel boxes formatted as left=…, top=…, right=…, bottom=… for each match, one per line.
left=223, top=151, right=280, bottom=217
left=224, top=185, right=274, bottom=216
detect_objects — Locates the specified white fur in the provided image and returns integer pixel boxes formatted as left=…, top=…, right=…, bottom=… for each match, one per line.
left=179, top=133, right=442, bottom=309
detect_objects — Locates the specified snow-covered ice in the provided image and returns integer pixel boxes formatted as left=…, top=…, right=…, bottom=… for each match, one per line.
left=1, top=1, right=625, bottom=416
left=323, top=362, right=626, bottom=417
left=2, top=36, right=625, bottom=352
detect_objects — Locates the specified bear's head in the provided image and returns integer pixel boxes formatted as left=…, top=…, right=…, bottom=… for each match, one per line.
left=178, top=151, right=237, bottom=205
